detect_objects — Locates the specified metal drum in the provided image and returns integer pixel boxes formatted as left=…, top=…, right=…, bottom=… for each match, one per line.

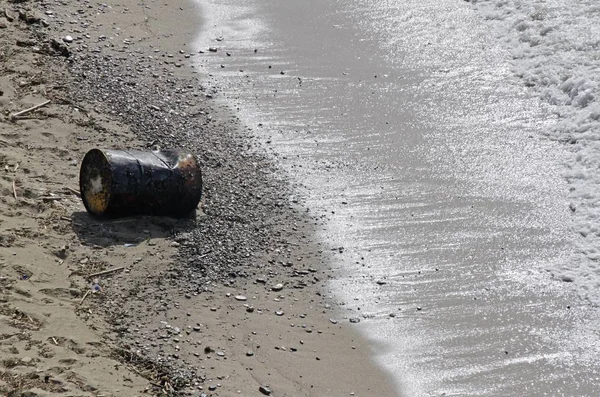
left=79, top=149, right=202, bottom=217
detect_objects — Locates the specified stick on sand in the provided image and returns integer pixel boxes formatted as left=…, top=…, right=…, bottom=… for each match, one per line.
left=79, top=290, right=91, bottom=305
left=10, top=99, right=51, bottom=120
left=86, top=266, right=125, bottom=278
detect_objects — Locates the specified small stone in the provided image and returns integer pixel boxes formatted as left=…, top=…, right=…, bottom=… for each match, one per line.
left=349, top=317, right=360, bottom=323
left=246, top=351, right=254, bottom=357
left=21, top=357, right=33, bottom=364
left=561, top=274, right=574, bottom=282
left=235, top=295, right=247, bottom=301
left=275, top=311, right=284, bottom=316
left=208, top=385, right=217, bottom=391
left=271, top=283, right=283, bottom=292
left=329, top=318, right=338, bottom=324
left=259, top=386, right=272, bottom=395
left=193, top=326, right=201, bottom=332
left=63, top=35, right=73, bottom=43
left=246, top=306, right=255, bottom=313
left=208, top=47, right=218, bottom=52
left=204, top=346, right=214, bottom=354
left=217, top=351, right=225, bottom=357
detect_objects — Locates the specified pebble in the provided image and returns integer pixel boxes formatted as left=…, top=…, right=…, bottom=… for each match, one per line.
left=235, top=295, right=247, bottom=301
left=349, top=318, right=360, bottom=323
left=271, top=283, right=283, bottom=292
left=246, top=351, right=254, bottom=356
left=275, top=311, right=284, bottom=316
left=63, top=35, right=73, bottom=43
left=329, top=318, right=338, bottom=324
left=259, top=386, right=272, bottom=395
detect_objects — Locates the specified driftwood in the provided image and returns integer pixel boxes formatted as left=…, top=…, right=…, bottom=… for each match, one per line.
left=64, top=187, right=81, bottom=197
left=9, top=99, right=51, bottom=120
left=79, top=290, right=91, bottom=305
left=86, top=266, right=125, bottom=279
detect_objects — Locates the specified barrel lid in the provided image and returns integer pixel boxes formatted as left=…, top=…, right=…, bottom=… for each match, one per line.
left=80, top=149, right=112, bottom=215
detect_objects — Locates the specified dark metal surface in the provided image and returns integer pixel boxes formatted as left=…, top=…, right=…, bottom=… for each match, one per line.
left=79, top=148, right=202, bottom=217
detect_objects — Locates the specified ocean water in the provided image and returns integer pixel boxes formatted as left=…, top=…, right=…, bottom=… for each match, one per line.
left=193, top=0, right=600, bottom=395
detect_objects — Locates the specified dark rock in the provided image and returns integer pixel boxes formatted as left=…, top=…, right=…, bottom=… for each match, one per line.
left=18, top=9, right=41, bottom=24
left=50, top=38, right=71, bottom=57
left=259, top=386, right=272, bottom=395
left=16, top=38, right=37, bottom=47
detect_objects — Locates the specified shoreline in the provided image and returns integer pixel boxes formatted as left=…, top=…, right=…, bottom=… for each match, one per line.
left=0, top=0, right=400, bottom=395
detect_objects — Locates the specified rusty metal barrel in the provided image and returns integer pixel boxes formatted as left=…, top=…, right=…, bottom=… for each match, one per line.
left=79, top=149, right=202, bottom=217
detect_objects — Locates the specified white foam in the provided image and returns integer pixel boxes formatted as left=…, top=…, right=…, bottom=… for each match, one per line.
left=463, top=0, right=600, bottom=303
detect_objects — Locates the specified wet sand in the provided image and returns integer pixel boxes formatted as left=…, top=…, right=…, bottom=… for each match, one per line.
left=0, top=0, right=399, bottom=396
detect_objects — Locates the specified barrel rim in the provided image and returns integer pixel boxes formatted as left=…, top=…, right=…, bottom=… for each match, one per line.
left=79, top=148, right=113, bottom=216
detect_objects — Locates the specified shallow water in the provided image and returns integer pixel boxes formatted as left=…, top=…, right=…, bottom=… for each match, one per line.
left=193, top=0, right=600, bottom=395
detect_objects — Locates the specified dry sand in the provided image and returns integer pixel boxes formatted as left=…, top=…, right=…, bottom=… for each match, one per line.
left=0, top=0, right=399, bottom=396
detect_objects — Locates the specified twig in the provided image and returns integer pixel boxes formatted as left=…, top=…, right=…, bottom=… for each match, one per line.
left=51, top=337, right=59, bottom=345
left=52, top=96, right=89, bottom=113
left=12, top=180, right=17, bottom=199
left=197, top=251, right=212, bottom=259
left=79, top=290, right=91, bottom=305
left=9, top=99, right=51, bottom=120
left=86, top=266, right=125, bottom=278
left=64, top=187, right=81, bottom=197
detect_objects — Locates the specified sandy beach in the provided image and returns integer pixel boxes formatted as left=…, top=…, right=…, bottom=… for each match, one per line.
left=0, top=0, right=399, bottom=396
